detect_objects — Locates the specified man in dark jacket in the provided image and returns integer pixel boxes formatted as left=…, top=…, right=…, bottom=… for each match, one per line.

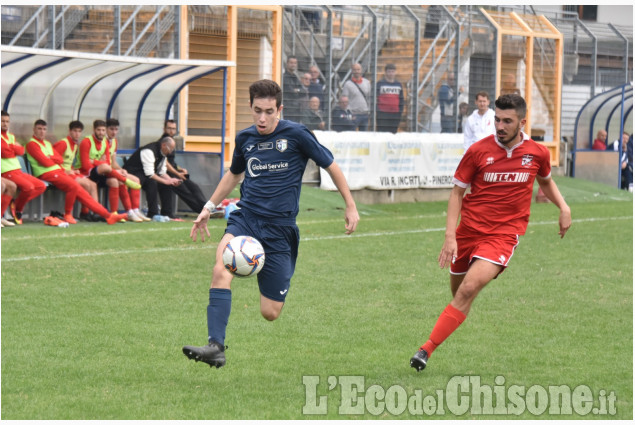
left=123, top=136, right=181, bottom=219
left=161, top=120, right=210, bottom=218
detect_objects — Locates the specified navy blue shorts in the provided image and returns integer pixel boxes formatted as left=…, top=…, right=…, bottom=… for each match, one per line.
left=225, top=208, right=300, bottom=302
left=89, top=167, right=109, bottom=188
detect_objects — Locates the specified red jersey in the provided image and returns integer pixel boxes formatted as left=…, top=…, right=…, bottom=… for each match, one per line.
left=454, top=132, right=551, bottom=235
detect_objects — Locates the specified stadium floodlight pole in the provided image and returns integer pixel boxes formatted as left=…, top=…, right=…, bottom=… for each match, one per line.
left=324, top=5, right=334, bottom=130
left=403, top=6, right=420, bottom=132
left=364, top=5, right=377, bottom=132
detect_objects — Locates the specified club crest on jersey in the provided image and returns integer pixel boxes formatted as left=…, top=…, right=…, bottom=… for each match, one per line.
left=521, top=154, right=534, bottom=168
left=276, top=139, right=288, bottom=152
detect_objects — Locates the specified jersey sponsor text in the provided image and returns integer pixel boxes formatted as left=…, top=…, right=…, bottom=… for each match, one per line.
left=483, top=172, right=530, bottom=183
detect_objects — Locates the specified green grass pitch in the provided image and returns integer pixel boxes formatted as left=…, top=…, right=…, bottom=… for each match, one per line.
left=1, top=176, right=632, bottom=419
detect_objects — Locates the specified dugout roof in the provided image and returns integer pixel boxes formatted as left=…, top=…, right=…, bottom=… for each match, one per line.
left=1, top=45, right=235, bottom=153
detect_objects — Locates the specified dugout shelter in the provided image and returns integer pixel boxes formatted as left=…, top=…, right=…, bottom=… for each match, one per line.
left=572, top=82, right=633, bottom=188
left=1, top=45, right=235, bottom=215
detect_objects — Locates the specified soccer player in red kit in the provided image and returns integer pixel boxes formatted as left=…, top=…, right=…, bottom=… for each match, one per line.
left=410, top=94, right=572, bottom=371
left=76, top=119, right=141, bottom=214
left=1, top=110, right=47, bottom=224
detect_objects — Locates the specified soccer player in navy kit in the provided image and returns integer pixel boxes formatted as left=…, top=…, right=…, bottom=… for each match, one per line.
left=183, top=79, right=360, bottom=368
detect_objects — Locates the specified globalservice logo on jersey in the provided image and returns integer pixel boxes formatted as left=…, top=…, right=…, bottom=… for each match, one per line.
left=247, top=157, right=289, bottom=177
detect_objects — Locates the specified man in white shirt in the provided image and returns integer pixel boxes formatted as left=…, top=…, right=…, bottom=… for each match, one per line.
left=341, top=63, right=371, bottom=131
left=463, top=91, right=496, bottom=151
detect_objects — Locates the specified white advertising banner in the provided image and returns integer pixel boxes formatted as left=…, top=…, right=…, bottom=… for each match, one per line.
left=316, top=131, right=465, bottom=190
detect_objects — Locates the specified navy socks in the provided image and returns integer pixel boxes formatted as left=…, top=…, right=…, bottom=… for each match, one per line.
left=207, top=288, right=232, bottom=345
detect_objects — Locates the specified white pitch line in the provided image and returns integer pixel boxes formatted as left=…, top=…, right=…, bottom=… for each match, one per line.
left=1, top=213, right=448, bottom=242
left=1, top=215, right=630, bottom=263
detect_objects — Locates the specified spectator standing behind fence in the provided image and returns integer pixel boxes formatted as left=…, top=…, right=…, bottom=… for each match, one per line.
left=331, top=96, right=356, bottom=132
left=299, top=73, right=312, bottom=113
left=301, top=96, right=326, bottom=131
left=1, top=110, right=46, bottom=224
left=376, top=63, right=405, bottom=134
left=342, top=63, right=371, bottom=131
left=309, top=65, right=326, bottom=111
left=282, top=56, right=303, bottom=123
left=458, top=102, right=469, bottom=134
left=438, top=73, right=460, bottom=133
left=592, top=129, right=607, bottom=150
left=463, top=91, right=496, bottom=151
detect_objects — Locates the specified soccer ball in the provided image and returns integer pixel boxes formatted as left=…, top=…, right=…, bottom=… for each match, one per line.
left=222, top=235, right=266, bottom=277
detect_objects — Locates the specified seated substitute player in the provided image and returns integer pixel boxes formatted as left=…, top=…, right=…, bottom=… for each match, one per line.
left=1, top=110, right=47, bottom=224
left=183, top=79, right=360, bottom=369
left=410, top=94, right=572, bottom=372
left=53, top=120, right=101, bottom=222
left=76, top=119, right=141, bottom=214
left=25, top=119, right=127, bottom=225
left=1, top=177, right=17, bottom=227
left=105, top=118, right=147, bottom=222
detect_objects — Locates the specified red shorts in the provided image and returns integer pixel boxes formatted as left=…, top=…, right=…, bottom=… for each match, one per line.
left=450, top=230, right=520, bottom=276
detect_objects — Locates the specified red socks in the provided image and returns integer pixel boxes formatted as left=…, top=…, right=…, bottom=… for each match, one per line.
left=420, top=303, right=466, bottom=356
left=109, top=186, right=119, bottom=212
left=130, top=188, right=140, bottom=210
left=118, top=184, right=132, bottom=210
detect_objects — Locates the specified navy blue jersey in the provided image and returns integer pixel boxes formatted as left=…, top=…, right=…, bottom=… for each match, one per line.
left=230, top=119, right=334, bottom=220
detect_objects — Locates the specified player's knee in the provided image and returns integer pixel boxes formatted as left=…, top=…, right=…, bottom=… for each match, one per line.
left=454, top=280, right=480, bottom=303
left=261, top=308, right=280, bottom=321
left=211, top=263, right=232, bottom=286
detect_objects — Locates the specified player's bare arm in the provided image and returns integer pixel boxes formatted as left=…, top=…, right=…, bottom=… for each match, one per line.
left=438, top=185, right=465, bottom=268
left=190, top=171, right=243, bottom=242
left=536, top=175, right=572, bottom=238
left=324, top=162, right=359, bottom=234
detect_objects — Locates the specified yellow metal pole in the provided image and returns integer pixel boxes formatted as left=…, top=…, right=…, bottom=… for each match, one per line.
left=226, top=6, right=238, bottom=165
left=178, top=5, right=188, bottom=148
left=271, top=7, right=283, bottom=84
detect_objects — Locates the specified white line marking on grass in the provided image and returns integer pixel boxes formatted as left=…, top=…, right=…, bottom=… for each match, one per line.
left=2, top=244, right=211, bottom=262
left=2, top=216, right=631, bottom=262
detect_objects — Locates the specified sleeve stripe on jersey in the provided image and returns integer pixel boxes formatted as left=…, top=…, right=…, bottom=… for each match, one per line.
left=453, top=177, right=469, bottom=188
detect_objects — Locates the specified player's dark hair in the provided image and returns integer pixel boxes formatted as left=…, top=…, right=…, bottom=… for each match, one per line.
left=106, top=118, right=119, bottom=127
left=385, top=63, right=396, bottom=71
left=249, top=79, right=282, bottom=108
left=495, top=94, right=526, bottom=119
left=164, top=119, right=176, bottom=128
left=69, top=120, right=84, bottom=131
left=93, top=119, right=107, bottom=129
left=1, top=110, right=9, bottom=117
left=34, top=119, right=47, bottom=127
left=475, top=91, right=490, bottom=100
left=286, top=55, right=297, bottom=63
